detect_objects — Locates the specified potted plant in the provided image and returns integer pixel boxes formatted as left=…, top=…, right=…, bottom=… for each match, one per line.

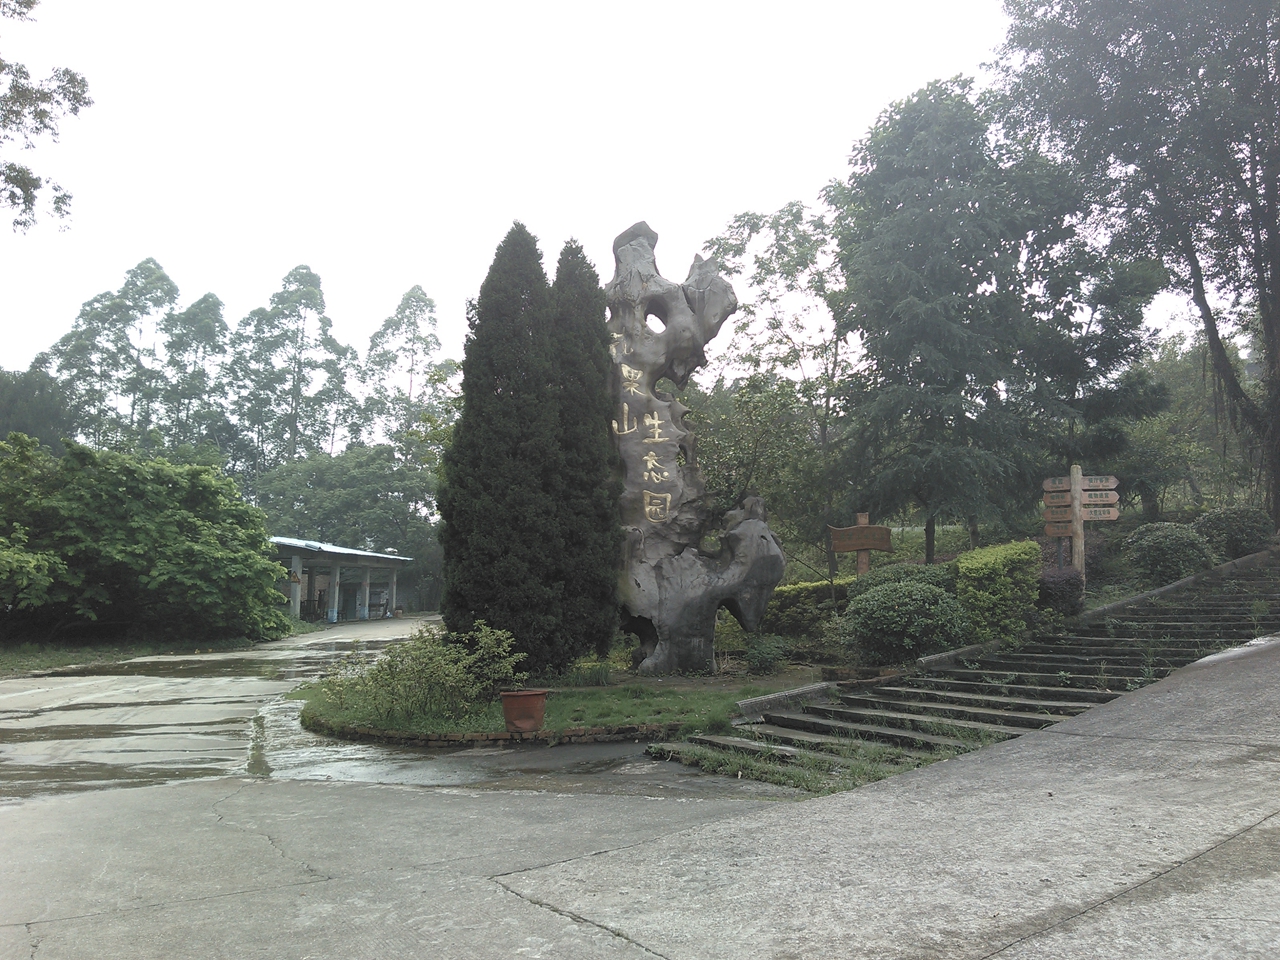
left=499, top=687, right=549, bottom=733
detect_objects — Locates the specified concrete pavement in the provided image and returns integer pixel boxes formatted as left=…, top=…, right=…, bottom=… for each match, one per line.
left=4, top=637, right=1280, bottom=958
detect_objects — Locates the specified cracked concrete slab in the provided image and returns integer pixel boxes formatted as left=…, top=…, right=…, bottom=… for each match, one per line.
left=500, top=639, right=1280, bottom=959
left=0, top=777, right=770, bottom=959
left=5, top=634, right=1280, bottom=957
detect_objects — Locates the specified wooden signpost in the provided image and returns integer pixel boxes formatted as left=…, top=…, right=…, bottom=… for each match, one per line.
left=828, top=513, right=894, bottom=575
left=1042, top=465, right=1119, bottom=585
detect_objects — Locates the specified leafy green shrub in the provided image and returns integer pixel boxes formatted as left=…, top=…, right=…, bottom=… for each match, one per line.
left=956, top=541, right=1041, bottom=644
left=0, top=435, right=290, bottom=643
left=757, top=577, right=857, bottom=637
left=321, top=622, right=526, bottom=724
left=1125, top=523, right=1216, bottom=587
left=1192, top=506, right=1274, bottom=561
left=835, top=582, right=969, bottom=666
left=1037, top=568, right=1084, bottom=618
left=849, top=562, right=957, bottom=598
left=742, top=633, right=788, bottom=674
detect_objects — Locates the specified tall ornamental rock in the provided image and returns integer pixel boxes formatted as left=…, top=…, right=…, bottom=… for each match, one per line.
left=606, top=222, right=785, bottom=674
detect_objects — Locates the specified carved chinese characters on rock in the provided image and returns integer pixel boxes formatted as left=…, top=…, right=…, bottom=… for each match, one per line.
left=607, top=222, right=785, bottom=674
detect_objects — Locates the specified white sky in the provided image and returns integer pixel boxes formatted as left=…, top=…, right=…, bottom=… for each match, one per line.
left=2, top=0, right=1158, bottom=374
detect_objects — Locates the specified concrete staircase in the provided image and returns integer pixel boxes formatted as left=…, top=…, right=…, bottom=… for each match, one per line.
left=661, top=552, right=1280, bottom=780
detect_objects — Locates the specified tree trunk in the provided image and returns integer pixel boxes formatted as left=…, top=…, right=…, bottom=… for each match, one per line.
left=967, top=514, right=980, bottom=549
left=1140, top=488, right=1161, bottom=522
left=925, top=515, right=936, bottom=564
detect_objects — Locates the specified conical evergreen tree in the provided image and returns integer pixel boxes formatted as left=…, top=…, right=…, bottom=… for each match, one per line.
left=439, top=223, right=563, bottom=671
left=546, top=240, right=621, bottom=658
left=440, top=227, right=621, bottom=674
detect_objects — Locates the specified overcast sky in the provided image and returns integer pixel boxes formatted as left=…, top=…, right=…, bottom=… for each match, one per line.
left=0, top=1, right=1087, bottom=373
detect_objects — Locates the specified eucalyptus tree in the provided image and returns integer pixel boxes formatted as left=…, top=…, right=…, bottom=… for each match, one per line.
left=363, top=284, right=454, bottom=445
left=999, top=0, right=1280, bottom=523
left=155, top=292, right=238, bottom=458
left=226, top=266, right=358, bottom=488
left=0, top=367, right=71, bottom=453
left=37, top=258, right=178, bottom=449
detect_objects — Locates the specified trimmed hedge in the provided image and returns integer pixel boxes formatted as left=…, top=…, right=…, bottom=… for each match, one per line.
left=1192, top=506, right=1274, bottom=561
left=956, top=541, right=1042, bottom=644
left=757, top=576, right=857, bottom=637
left=1037, top=567, right=1084, bottom=618
left=847, top=562, right=958, bottom=598
left=1125, top=523, right=1216, bottom=587
left=835, top=581, right=969, bottom=666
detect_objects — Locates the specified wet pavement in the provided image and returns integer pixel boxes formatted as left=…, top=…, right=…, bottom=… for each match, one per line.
left=0, top=617, right=796, bottom=803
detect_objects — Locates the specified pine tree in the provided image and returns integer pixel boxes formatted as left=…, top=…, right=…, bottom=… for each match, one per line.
left=439, top=224, right=564, bottom=671
left=545, top=240, right=621, bottom=658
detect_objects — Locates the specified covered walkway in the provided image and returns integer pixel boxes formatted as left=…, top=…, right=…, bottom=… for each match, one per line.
left=270, top=537, right=413, bottom=622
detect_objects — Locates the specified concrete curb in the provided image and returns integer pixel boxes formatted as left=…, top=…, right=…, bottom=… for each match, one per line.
left=301, top=711, right=687, bottom=748
left=735, top=682, right=837, bottom=724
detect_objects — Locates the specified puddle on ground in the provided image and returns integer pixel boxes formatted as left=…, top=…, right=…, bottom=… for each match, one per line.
left=0, top=620, right=795, bottom=803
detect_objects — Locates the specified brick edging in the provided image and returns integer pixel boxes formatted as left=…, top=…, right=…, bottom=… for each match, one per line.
left=300, top=710, right=686, bottom=747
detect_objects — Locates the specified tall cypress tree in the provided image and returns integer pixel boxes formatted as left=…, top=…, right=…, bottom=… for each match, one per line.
left=439, top=224, right=563, bottom=670
left=546, top=240, right=621, bottom=658
left=440, top=227, right=620, bottom=674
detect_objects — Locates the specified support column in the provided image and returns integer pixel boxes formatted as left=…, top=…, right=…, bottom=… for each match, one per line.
left=358, top=566, right=370, bottom=620
left=389, top=569, right=398, bottom=616
left=328, top=562, right=341, bottom=623
left=289, top=554, right=302, bottom=619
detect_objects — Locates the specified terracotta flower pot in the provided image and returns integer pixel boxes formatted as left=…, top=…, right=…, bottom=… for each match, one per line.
left=500, top=689, right=548, bottom=733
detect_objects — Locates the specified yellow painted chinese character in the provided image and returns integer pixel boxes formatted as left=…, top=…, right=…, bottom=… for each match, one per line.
left=612, top=403, right=638, bottom=435
left=641, top=450, right=670, bottom=484
left=609, top=332, right=627, bottom=360
left=643, top=491, right=672, bottom=522
left=642, top=412, right=667, bottom=444
left=619, top=363, right=644, bottom=396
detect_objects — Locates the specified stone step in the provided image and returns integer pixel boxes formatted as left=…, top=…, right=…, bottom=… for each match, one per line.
left=806, top=703, right=1027, bottom=739
left=743, top=722, right=935, bottom=759
left=903, top=675, right=1121, bottom=703
left=687, top=734, right=814, bottom=762
left=838, top=693, right=1064, bottom=730
left=761, top=710, right=972, bottom=751
left=1048, top=635, right=1232, bottom=649
left=866, top=685, right=1095, bottom=716
left=970, top=658, right=1158, bottom=679
left=931, top=667, right=1152, bottom=691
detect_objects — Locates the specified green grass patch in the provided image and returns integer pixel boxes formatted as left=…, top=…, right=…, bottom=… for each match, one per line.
left=0, top=635, right=255, bottom=677
left=647, top=739, right=957, bottom=796
left=295, top=678, right=783, bottom=740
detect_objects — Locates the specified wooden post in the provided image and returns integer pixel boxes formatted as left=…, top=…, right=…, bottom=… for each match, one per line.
left=389, top=569, right=398, bottom=616
left=328, top=562, right=341, bottom=623
left=856, top=512, right=872, bottom=575
left=1070, top=464, right=1085, bottom=584
left=289, top=554, right=302, bottom=619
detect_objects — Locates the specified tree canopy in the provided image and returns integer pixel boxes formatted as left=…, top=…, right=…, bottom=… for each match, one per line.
left=0, top=433, right=289, bottom=642
left=999, top=0, right=1280, bottom=524
left=0, top=0, right=91, bottom=229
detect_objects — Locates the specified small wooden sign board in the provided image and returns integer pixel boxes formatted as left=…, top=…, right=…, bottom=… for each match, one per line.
left=829, top=514, right=894, bottom=576
left=1043, top=474, right=1118, bottom=492
left=829, top=525, right=893, bottom=553
left=1082, top=490, right=1119, bottom=505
